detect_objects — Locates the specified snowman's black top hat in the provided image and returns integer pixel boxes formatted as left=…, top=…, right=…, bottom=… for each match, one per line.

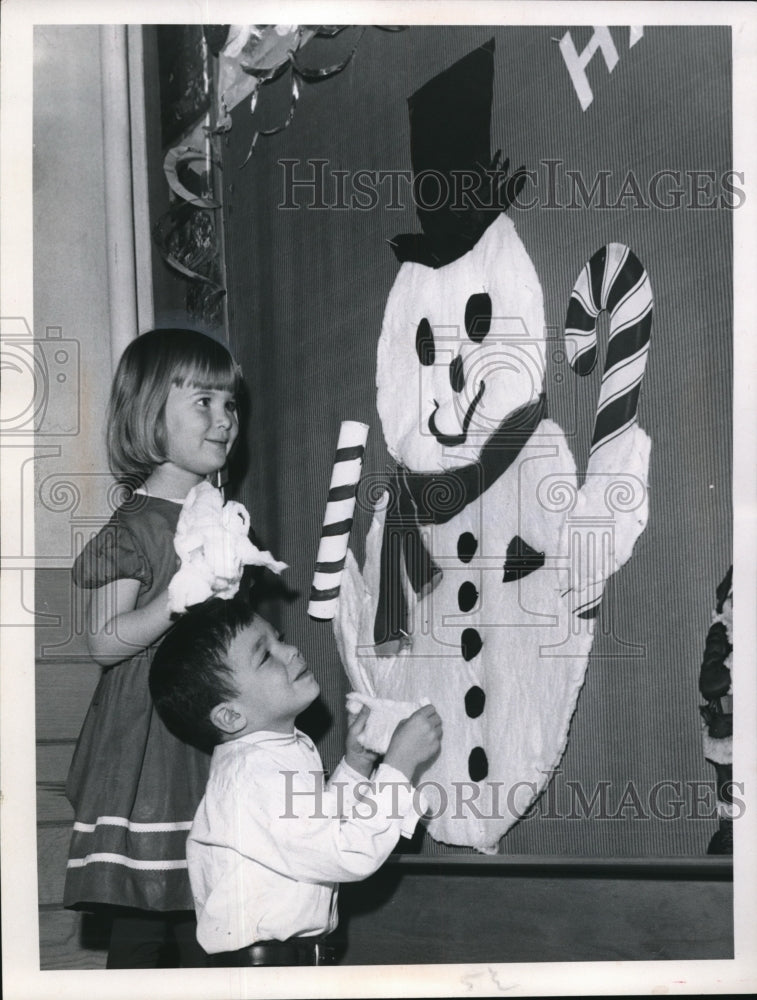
left=389, top=38, right=526, bottom=269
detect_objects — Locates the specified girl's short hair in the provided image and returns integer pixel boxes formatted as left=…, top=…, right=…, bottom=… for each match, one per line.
left=107, top=328, right=242, bottom=483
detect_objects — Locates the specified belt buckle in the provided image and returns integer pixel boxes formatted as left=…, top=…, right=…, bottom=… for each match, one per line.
left=313, top=941, right=338, bottom=966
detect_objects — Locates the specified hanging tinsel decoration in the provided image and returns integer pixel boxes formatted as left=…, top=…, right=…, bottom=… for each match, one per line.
left=204, top=25, right=405, bottom=165
left=153, top=25, right=405, bottom=322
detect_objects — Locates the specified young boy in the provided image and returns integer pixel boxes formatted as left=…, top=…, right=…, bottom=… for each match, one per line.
left=149, top=597, right=442, bottom=967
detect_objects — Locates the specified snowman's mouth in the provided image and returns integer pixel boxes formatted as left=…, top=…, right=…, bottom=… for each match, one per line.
left=428, top=380, right=486, bottom=447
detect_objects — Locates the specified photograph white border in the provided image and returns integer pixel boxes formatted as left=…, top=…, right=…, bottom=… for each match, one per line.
left=2, top=2, right=756, bottom=996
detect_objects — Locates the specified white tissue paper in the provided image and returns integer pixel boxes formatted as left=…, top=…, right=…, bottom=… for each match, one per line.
left=346, top=691, right=430, bottom=754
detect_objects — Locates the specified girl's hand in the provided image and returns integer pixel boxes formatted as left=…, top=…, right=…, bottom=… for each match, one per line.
left=344, top=705, right=380, bottom=777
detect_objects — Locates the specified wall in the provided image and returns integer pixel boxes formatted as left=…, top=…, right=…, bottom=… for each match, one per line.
left=33, top=23, right=114, bottom=970
left=219, top=23, right=734, bottom=964
left=221, top=24, right=733, bottom=859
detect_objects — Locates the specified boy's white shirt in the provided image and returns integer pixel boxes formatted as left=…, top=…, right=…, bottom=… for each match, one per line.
left=186, top=728, right=423, bottom=953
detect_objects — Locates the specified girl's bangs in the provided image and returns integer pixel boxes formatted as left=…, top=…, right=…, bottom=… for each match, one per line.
left=172, top=352, right=241, bottom=392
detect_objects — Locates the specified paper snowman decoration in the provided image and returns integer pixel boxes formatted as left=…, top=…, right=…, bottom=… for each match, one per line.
left=334, top=40, right=653, bottom=852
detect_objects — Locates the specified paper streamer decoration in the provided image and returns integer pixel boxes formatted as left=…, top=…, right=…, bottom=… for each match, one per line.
left=308, top=421, right=369, bottom=619
left=564, top=243, right=653, bottom=455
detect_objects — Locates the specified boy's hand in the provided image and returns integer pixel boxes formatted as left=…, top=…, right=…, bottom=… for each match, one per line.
left=344, top=705, right=380, bottom=777
left=384, top=704, right=443, bottom=783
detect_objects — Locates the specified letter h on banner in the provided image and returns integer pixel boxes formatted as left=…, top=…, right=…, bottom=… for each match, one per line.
left=558, top=27, right=644, bottom=111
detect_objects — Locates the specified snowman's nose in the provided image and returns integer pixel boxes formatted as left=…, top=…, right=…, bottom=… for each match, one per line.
left=450, top=354, right=464, bottom=393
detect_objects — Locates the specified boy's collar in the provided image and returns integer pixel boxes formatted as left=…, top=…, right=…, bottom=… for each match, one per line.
left=231, top=727, right=316, bottom=751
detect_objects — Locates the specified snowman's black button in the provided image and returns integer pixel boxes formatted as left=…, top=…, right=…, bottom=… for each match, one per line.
left=461, top=628, right=483, bottom=661
left=502, top=534, right=545, bottom=582
left=468, top=746, right=489, bottom=781
left=457, top=532, right=478, bottom=563
left=457, top=581, right=478, bottom=612
left=465, top=686, right=485, bottom=718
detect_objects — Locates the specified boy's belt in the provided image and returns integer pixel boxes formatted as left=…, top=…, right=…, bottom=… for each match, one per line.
left=210, top=937, right=337, bottom=967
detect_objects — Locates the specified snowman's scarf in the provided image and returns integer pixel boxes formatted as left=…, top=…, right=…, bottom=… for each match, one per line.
left=374, top=393, right=546, bottom=653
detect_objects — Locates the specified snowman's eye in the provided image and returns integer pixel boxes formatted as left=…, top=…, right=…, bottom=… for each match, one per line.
left=416, top=317, right=435, bottom=366
left=465, top=292, right=492, bottom=344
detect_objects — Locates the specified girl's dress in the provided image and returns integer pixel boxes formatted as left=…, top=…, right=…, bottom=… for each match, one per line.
left=64, top=492, right=210, bottom=912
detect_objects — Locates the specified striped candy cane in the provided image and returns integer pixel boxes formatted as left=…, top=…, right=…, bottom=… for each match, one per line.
left=308, top=421, right=369, bottom=620
left=565, top=244, right=653, bottom=454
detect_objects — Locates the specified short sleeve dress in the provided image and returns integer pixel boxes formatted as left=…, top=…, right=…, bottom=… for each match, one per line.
left=64, top=493, right=211, bottom=912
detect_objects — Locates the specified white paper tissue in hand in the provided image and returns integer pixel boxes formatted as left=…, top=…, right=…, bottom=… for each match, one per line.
left=168, top=481, right=287, bottom=614
left=346, top=692, right=431, bottom=755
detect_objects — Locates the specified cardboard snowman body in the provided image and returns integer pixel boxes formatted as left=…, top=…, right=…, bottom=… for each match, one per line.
left=334, top=214, right=650, bottom=852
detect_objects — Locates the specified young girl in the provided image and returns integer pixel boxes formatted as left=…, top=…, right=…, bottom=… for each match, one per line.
left=64, top=328, right=242, bottom=968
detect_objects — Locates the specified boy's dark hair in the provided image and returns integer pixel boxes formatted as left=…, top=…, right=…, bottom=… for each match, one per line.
left=149, top=596, right=258, bottom=751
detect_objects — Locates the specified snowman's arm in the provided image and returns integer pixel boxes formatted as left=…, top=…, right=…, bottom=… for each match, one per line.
left=564, top=423, right=651, bottom=598
left=332, top=493, right=411, bottom=695
left=509, top=420, right=573, bottom=541
left=332, top=546, right=376, bottom=696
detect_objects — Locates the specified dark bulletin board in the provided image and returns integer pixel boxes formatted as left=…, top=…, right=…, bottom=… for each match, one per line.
left=218, top=25, right=733, bottom=859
